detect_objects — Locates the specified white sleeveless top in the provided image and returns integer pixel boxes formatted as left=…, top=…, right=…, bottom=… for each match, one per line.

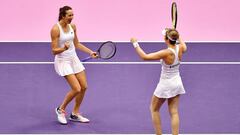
left=56, top=23, right=77, bottom=58
left=160, top=45, right=181, bottom=79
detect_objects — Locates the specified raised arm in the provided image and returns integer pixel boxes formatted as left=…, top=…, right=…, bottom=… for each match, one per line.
left=178, top=36, right=187, bottom=53
left=130, top=38, right=168, bottom=60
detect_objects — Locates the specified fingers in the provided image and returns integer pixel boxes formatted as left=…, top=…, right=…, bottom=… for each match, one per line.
left=90, top=52, right=98, bottom=58
left=64, top=41, right=70, bottom=50
left=64, top=44, right=70, bottom=50
left=130, top=38, right=137, bottom=43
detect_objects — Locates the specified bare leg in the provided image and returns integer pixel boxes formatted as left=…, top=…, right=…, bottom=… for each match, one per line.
left=73, top=71, right=88, bottom=114
left=168, top=95, right=180, bottom=135
left=150, top=95, right=166, bottom=135
left=59, top=74, right=81, bottom=111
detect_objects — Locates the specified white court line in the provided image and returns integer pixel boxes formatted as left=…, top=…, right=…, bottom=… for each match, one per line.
left=0, top=41, right=240, bottom=43
left=8, top=133, right=240, bottom=135
left=0, top=62, right=240, bottom=65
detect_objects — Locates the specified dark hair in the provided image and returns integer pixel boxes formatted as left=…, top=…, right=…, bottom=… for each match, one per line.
left=165, top=29, right=179, bottom=45
left=58, top=6, right=72, bottom=21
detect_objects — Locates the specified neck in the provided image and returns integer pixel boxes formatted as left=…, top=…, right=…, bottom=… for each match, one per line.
left=59, top=20, right=68, bottom=27
left=167, top=43, right=175, bottom=48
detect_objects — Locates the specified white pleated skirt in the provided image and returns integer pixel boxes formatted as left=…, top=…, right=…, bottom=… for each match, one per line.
left=154, top=75, right=185, bottom=98
left=54, top=56, right=85, bottom=76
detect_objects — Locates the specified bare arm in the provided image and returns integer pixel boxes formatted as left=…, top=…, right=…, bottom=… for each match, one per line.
left=50, top=25, right=69, bottom=55
left=131, top=38, right=168, bottom=60
left=71, top=24, right=97, bottom=57
left=136, top=47, right=169, bottom=60
left=178, top=36, right=187, bottom=53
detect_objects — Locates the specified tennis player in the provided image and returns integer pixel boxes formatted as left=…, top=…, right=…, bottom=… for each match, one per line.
left=50, top=6, right=97, bottom=124
left=131, top=28, right=187, bottom=135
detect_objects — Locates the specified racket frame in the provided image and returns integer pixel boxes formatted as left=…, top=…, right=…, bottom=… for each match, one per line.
left=97, top=41, right=117, bottom=60
left=81, top=41, right=116, bottom=62
left=171, top=2, right=178, bottom=29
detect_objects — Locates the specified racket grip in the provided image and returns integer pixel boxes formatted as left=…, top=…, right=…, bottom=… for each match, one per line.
left=81, top=56, right=92, bottom=62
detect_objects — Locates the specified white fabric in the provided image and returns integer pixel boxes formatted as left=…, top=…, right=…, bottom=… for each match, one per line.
left=154, top=45, right=185, bottom=98
left=56, top=23, right=77, bottom=59
left=54, top=23, right=85, bottom=76
left=54, top=56, right=85, bottom=76
left=133, top=42, right=139, bottom=48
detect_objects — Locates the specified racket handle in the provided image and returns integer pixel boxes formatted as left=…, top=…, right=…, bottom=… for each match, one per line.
left=81, top=56, right=92, bottom=62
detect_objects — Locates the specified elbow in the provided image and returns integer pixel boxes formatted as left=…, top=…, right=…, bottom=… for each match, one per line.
left=137, top=51, right=149, bottom=60
left=184, top=48, right=187, bottom=53
left=183, top=46, right=187, bottom=53
left=52, top=50, right=57, bottom=55
left=142, top=57, right=148, bottom=61
left=141, top=55, right=149, bottom=61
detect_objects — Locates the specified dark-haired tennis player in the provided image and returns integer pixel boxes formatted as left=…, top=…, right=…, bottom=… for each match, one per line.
left=50, top=5, right=97, bottom=124
left=131, top=29, right=187, bottom=135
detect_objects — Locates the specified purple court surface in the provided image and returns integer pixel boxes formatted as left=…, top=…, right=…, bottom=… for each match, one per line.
left=0, top=42, right=239, bottom=134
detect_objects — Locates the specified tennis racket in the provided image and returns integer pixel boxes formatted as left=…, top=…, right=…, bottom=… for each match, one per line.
left=81, top=41, right=116, bottom=62
left=171, top=2, right=178, bottom=29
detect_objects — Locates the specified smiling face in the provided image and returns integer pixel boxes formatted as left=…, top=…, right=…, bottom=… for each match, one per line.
left=62, top=10, right=74, bottom=24
left=58, top=6, right=73, bottom=23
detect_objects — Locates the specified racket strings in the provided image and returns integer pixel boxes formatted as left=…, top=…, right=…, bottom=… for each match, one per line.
left=99, top=43, right=116, bottom=59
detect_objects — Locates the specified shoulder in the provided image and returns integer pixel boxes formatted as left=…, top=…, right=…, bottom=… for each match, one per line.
left=158, top=48, right=173, bottom=57
left=163, top=48, right=174, bottom=55
left=51, top=24, right=60, bottom=34
left=70, top=23, right=76, bottom=31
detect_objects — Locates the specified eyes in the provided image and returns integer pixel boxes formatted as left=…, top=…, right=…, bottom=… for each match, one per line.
left=67, top=14, right=74, bottom=17
left=65, top=10, right=74, bottom=17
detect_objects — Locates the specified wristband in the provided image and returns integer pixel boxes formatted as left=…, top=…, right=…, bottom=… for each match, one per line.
left=133, top=42, right=139, bottom=48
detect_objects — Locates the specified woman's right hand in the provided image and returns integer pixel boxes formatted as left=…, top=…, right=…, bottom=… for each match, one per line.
left=90, top=52, right=98, bottom=59
left=64, top=41, right=70, bottom=50
left=130, top=38, right=139, bottom=48
left=130, top=38, right=137, bottom=43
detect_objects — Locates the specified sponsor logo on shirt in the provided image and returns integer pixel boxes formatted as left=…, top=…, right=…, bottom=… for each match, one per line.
left=169, top=62, right=180, bottom=68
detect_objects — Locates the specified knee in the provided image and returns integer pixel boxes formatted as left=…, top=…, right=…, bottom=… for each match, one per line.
left=81, top=84, right=88, bottom=91
left=72, top=85, right=81, bottom=93
left=150, top=104, right=159, bottom=113
left=169, top=108, right=178, bottom=116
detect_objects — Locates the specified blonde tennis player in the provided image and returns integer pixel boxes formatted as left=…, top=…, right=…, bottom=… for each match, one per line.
left=131, top=28, right=187, bottom=135
left=50, top=6, right=97, bottom=124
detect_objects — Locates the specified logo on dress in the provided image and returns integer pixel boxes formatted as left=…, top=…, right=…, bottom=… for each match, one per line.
left=169, top=62, right=180, bottom=68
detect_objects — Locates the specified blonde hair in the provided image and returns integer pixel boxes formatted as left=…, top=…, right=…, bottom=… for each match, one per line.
left=166, top=29, right=179, bottom=45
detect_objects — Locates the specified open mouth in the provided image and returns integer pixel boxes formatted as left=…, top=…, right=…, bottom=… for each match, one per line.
left=68, top=19, right=72, bottom=23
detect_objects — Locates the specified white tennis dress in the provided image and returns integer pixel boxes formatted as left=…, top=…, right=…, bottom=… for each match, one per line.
left=154, top=45, right=185, bottom=98
left=54, top=23, right=85, bottom=76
